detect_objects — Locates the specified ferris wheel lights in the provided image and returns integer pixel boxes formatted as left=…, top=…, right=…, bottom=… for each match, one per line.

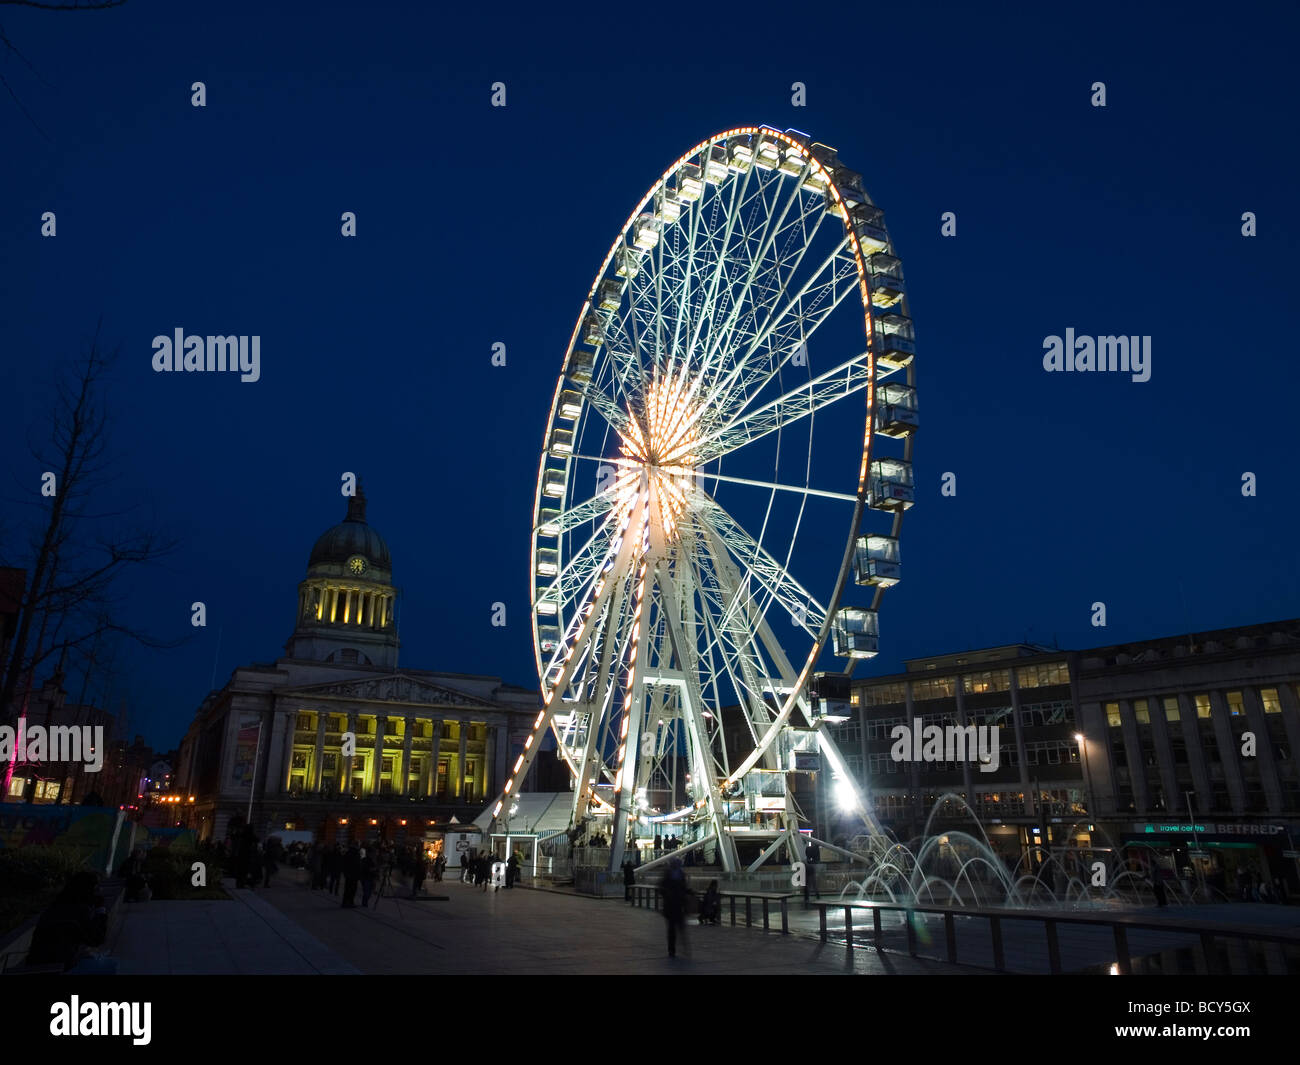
left=514, top=755, right=525, bottom=773
left=493, top=802, right=503, bottom=817
left=504, top=780, right=513, bottom=793
left=524, top=734, right=533, bottom=750
left=535, top=711, right=546, bottom=727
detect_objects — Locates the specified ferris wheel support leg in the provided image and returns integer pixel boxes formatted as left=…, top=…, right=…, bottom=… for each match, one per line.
left=656, top=561, right=739, bottom=873
left=573, top=575, right=631, bottom=831
left=607, top=569, right=652, bottom=873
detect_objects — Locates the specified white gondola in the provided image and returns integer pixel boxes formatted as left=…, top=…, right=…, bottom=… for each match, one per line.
left=801, top=166, right=829, bottom=194
left=704, top=144, right=729, bottom=183
left=549, top=427, right=574, bottom=457
left=558, top=390, right=583, bottom=420
left=536, top=548, right=559, bottom=577
left=854, top=534, right=901, bottom=587
left=872, top=313, right=915, bottom=370
left=780, top=726, right=822, bottom=772
left=875, top=381, right=918, bottom=437
left=536, top=595, right=559, bottom=617
left=633, top=214, right=661, bottom=251
left=778, top=148, right=806, bottom=178
left=868, top=252, right=905, bottom=307
left=598, top=278, right=624, bottom=311
left=868, top=457, right=914, bottom=511
left=754, top=138, right=781, bottom=170
left=832, top=608, right=879, bottom=659
left=851, top=204, right=889, bottom=255
left=808, top=672, right=852, bottom=723
left=541, top=630, right=563, bottom=656
left=615, top=246, right=641, bottom=278
left=567, top=347, right=595, bottom=383
left=582, top=313, right=605, bottom=346
left=834, top=168, right=867, bottom=209
left=728, top=136, right=753, bottom=171
left=676, top=163, right=703, bottom=202
left=655, top=187, right=683, bottom=225
left=537, top=508, right=561, bottom=537
left=543, top=468, right=568, bottom=498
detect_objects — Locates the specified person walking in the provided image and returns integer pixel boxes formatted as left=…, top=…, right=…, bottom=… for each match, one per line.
left=661, top=857, right=690, bottom=958
left=803, top=842, right=820, bottom=903
left=341, top=843, right=362, bottom=908
left=506, top=851, right=519, bottom=889
left=308, top=842, right=324, bottom=890
left=460, top=852, right=469, bottom=884
left=326, top=844, right=343, bottom=895
left=410, top=850, right=428, bottom=898
left=360, top=847, right=378, bottom=907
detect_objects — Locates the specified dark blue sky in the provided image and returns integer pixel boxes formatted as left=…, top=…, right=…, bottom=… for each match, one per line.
left=3, top=1, right=1296, bottom=750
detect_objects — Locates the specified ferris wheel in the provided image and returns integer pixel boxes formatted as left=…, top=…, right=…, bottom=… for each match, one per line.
left=492, top=126, right=918, bottom=874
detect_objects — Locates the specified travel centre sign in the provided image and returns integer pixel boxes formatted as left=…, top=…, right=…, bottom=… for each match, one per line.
left=1143, top=823, right=1288, bottom=836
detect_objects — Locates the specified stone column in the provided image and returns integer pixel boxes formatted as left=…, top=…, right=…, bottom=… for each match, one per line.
left=341, top=711, right=358, bottom=796
left=955, top=680, right=974, bottom=806
left=1007, top=671, right=1031, bottom=802
left=401, top=716, right=414, bottom=797
left=371, top=715, right=384, bottom=795
left=1209, top=691, right=1247, bottom=814
left=1146, top=695, right=1179, bottom=814
left=1118, top=700, right=1149, bottom=814
left=457, top=721, right=469, bottom=800
left=1176, top=693, right=1213, bottom=812
left=272, top=710, right=295, bottom=796
left=428, top=718, right=443, bottom=797
left=312, top=712, right=328, bottom=791
left=1242, top=688, right=1283, bottom=813
left=493, top=724, right=509, bottom=800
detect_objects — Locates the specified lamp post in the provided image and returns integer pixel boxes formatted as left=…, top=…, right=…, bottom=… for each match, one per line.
left=1074, top=733, right=1095, bottom=821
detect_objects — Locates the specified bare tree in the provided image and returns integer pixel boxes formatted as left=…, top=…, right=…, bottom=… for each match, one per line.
left=0, top=324, right=180, bottom=726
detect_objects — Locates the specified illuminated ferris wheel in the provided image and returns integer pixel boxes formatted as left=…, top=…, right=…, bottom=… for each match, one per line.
left=493, top=126, right=918, bottom=874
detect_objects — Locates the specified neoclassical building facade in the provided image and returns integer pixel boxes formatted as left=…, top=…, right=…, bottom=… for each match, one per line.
left=176, top=489, right=543, bottom=844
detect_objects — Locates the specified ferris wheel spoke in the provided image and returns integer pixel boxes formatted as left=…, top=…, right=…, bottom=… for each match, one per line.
left=699, top=235, right=857, bottom=426
left=694, top=498, right=828, bottom=637
left=537, top=489, right=617, bottom=538
left=697, top=469, right=857, bottom=503
left=694, top=348, right=873, bottom=464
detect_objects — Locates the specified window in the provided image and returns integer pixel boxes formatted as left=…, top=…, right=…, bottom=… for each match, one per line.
left=862, top=682, right=906, bottom=707
left=1105, top=702, right=1121, bottom=728
left=1225, top=691, right=1245, bottom=717
left=964, top=670, right=1010, bottom=694
left=7, top=778, right=24, bottom=797
left=1017, top=662, right=1069, bottom=689
left=296, top=713, right=312, bottom=730
left=291, top=751, right=308, bottom=770
left=912, top=676, right=956, bottom=700
left=1134, top=699, right=1151, bottom=725
left=1163, top=697, right=1180, bottom=722
left=1194, top=694, right=1211, bottom=719
left=323, top=753, right=336, bottom=770
left=1020, top=700, right=1073, bottom=728
left=1260, top=689, right=1281, bottom=714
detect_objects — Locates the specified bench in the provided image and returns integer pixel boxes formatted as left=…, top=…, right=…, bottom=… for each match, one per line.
left=719, top=891, right=793, bottom=934
left=628, top=884, right=792, bottom=934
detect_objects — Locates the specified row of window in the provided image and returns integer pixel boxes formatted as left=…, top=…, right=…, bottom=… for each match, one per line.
left=294, top=713, right=488, bottom=741
left=856, top=662, right=1070, bottom=707
left=1105, top=688, right=1286, bottom=729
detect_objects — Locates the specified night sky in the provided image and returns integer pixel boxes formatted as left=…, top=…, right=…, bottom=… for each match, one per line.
left=2, top=1, right=1296, bottom=751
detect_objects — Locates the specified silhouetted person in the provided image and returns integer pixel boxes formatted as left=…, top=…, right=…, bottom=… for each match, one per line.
left=507, top=852, right=520, bottom=889
left=1150, top=863, right=1168, bottom=907
left=661, top=857, right=690, bottom=957
left=410, top=852, right=428, bottom=898
left=341, top=843, right=361, bottom=907
left=699, top=880, right=721, bottom=924
left=262, top=837, right=283, bottom=887
left=360, top=847, right=378, bottom=907
left=623, top=859, right=636, bottom=901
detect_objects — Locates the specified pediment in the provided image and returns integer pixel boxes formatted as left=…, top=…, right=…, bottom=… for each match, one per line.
left=284, top=674, right=499, bottom=710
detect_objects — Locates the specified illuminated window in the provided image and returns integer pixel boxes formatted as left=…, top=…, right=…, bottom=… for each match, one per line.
left=1017, top=662, right=1069, bottom=689
left=297, top=713, right=311, bottom=730
left=1163, top=697, right=1180, bottom=722
left=1260, top=689, right=1281, bottom=714
left=963, top=670, right=1010, bottom=694
left=1225, top=691, right=1244, bottom=717
left=1133, top=699, right=1150, bottom=725
left=291, top=751, right=308, bottom=770
left=7, top=778, right=24, bottom=797
left=1105, top=702, right=1121, bottom=728
left=1194, top=694, right=1211, bottom=719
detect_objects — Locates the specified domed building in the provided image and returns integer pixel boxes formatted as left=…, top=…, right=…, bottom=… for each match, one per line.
left=175, top=488, right=547, bottom=850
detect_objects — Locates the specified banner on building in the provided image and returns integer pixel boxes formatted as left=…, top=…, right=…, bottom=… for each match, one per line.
left=231, top=713, right=262, bottom=788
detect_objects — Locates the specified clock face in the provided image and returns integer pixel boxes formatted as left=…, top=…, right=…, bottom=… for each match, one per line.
left=347, top=555, right=368, bottom=576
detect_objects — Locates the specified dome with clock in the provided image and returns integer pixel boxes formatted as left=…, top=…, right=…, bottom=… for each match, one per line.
left=286, top=485, right=400, bottom=668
